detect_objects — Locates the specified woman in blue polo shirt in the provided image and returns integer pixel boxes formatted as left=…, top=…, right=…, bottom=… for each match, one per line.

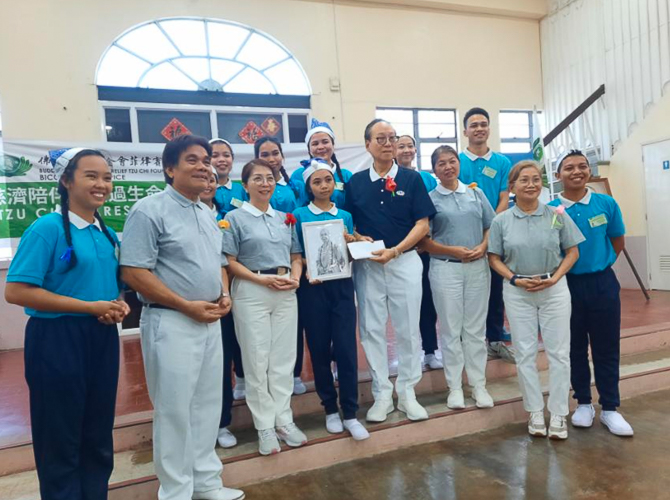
left=211, top=138, right=247, bottom=220
left=290, top=119, right=353, bottom=209
left=5, top=148, right=129, bottom=500
left=550, top=150, right=633, bottom=436
left=293, top=159, right=369, bottom=441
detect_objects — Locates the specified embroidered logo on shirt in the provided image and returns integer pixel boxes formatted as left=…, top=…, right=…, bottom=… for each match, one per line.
left=396, top=190, right=405, bottom=196
left=588, top=213, right=608, bottom=228
left=231, top=198, right=243, bottom=208
left=482, top=166, right=497, bottom=179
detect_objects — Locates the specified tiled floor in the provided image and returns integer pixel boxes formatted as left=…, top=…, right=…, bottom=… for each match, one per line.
left=0, top=289, right=667, bottom=448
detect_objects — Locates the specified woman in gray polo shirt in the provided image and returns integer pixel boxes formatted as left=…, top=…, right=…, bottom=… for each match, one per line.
left=488, top=160, right=584, bottom=440
left=222, top=159, right=306, bottom=456
left=420, top=146, right=496, bottom=411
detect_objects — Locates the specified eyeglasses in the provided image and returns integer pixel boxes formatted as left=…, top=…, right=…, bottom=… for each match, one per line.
left=373, top=135, right=399, bottom=146
left=249, top=176, right=276, bottom=186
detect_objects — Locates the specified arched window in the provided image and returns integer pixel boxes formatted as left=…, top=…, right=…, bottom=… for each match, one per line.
left=96, top=18, right=311, bottom=96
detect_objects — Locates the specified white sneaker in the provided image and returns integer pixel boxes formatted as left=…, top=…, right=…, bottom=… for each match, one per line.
left=424, top=353, right=444, bottom=370
left=293, top=377, right=307, bottom=395
left=258, top=428, right=281, bottom=456
left=472, top=386, right=494, bottom=409
left=528, top=411, right=547, bottom=437
left=571, top=404, right=595, bottom=428
left=276, top=422, right=308, bottom=447
left=398, top=398, right=429, bottom=421
left=233, top=377, right=246, bottom=401
left=366, top=399, right=394, bottom=423
left=447, top=389, right=465, bottom=410
left=343, top=419, right=370, bottom=441
left=600, top=411, right=634, bottom=437
left=487, top=342, right=516, bottom=364
left=192, top=487, right=245, bottom=500
left=548, top=414, right=568, bottom=440
left=326, top=413, right=344, bottom=434
left=217, top=427, right=237, bottom=448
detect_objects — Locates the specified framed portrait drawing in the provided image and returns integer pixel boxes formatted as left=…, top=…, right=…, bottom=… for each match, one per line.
left=302, top=219, right=352, bottom=282
left=587, top=176, right=612, bottom=196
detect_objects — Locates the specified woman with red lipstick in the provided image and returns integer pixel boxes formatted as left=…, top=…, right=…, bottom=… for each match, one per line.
left=488, top=160, right=584, bottom=441
left=5, top=148, right=130, bottom=499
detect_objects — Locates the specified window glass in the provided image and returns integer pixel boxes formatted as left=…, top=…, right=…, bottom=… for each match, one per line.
left=105, top=108, right=132, bottom=143
left=137, top=110, right=212, bottom=143
left=217, top=112, right=284, bottom=144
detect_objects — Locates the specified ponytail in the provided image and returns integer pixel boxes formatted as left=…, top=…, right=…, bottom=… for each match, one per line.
left=279, top=165, right=291, bottom=185
left=58, top=184, right=78, bottom=270
left=331, top=153, right=347, bottom=191
left=94, top=211, right=118, bottom=249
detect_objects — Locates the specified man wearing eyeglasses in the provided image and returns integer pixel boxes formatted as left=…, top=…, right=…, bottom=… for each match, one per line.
left=345, top=118, right=436, bottom=423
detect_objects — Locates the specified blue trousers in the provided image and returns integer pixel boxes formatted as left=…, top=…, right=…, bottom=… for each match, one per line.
left=486, top=270, right=506, bottom=342
left=566, top=267, right=621, bottom=411
left=299, top=276, right=359, bottom=419
left=220, top=313, right=244, bottom=429
left=419, top=252, right=438, bottom=354
left=25, top=316, right=119, bottom=500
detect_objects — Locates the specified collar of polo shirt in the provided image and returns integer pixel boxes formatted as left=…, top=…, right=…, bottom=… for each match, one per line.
left=277, top=177, right=287, bottom=186
left=166, top=184, right=202, bottom=208
left=511, top=203, right=545, bottom=218
left=369, top=161, right=399, bottom=182
left=55, top=205, right=101, bottom=230
left=435, top=180, right=467, bottom=196
left=241, top=201, right=276, bottom=218
left=222, top=179, right=233, bottom=189
left=308, top=202, right=338, bottom=216
left=463, top=148, right=493, bottom=162
left=558, top=187, right=592, bottom=208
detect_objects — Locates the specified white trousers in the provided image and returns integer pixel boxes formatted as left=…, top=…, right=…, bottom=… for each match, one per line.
left=140, top=308, right=223, bottom=500
left=231, top=278, right=297, bottom=430
left=503, top=277, right=572, bottom=416
left=354, top=250, right=423, bottom=402
left=429, top=258, right=490, bottom=390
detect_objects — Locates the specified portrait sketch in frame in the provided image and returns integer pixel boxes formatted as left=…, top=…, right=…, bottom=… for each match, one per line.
left=302, top=219, right=352, bottom=282
left=586, top=176, right=612, bottom=196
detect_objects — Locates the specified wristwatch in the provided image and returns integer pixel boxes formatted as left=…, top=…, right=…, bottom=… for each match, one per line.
left=510, top=275, right=520, bottom=287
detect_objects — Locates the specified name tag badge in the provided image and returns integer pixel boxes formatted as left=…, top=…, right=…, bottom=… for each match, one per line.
left=588, top=213, right=608, bottom=228
left=231, top=198, right=243, bottom=208
left=335, top=182, right=344, bottom=191
left=482, top=166, right=497, bottom=179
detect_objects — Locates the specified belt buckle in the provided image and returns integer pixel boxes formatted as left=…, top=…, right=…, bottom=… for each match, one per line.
left=277, top=267, right=288, bottom=276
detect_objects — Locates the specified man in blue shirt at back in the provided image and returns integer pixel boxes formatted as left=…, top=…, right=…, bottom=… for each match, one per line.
left=458, top=107, right=515, bottom=363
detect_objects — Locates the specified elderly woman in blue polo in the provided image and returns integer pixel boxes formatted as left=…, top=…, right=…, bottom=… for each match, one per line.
left=488, top=160, right=584, bottom=441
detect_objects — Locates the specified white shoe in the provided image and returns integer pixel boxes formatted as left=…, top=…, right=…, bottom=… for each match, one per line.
left=276, top=422, right=308, bottom=447
left=217, top=427, right=237, bottom=448
left=233, top=377, right=246, bottom=401
left=472, top=386, right=494, bottom=409
left=293, top=377, right=307, bottom=395
left=548, top=413, right=568, bottom=440
left=398, top=398, right=429, bottom=421
left=487, top=342, right=516, bottom=364
left=343, top=419, right=370, bottom=441
left=571, top=404, right=595, bottom=428
left=192, top=487, right=245, bottom=500
left=528, top=411, right=547, bottom=437
left=258, top=428, right=281, bottom=456
left=326, top=413, right=344, bottom=434
left=424, top=353, right=443, bottom=370
left=366, top=399, right=394, bottom=423
left=447, top=389, right=465, bottom=410
left=600, top=411, right=634, bottom=437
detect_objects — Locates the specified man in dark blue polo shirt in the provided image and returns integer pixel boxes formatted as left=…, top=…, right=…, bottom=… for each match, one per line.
left=459, top=107, right=515, bottom=364
left=346, top=119, right=436, bottom=423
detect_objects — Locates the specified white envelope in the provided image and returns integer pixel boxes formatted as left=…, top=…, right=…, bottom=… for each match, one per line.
left=347, top=240, right=386, bottom=260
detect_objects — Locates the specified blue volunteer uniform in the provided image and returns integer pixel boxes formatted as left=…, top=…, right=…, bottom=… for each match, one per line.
left=293, top=203, right=359, bottom=419
left=418, top=170, right=438, bottom=193
left=270, top=178, right=298, bottom=213
left=213, top=179, right=247, bottom=220
left=290, top=166, right=353, bottom=208
left=459, top=149, right=512, bottom=345
left=7, top=211, right=121, bottom=500
left=549, top=190, right=625, bottom=411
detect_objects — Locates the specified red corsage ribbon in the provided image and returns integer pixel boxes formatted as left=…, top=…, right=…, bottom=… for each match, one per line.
left=285, top=213, right=297, bottom=226
left=385, top=176, right=397, bottom=196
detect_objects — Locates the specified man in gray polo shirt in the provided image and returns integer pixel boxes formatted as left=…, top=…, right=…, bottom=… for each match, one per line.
left=121, top=135, right=244, bottom=500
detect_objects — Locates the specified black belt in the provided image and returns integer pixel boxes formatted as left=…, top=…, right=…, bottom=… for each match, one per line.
left=144, top=303, right=176, bottom=311
left=251, top=267, right=289, bottom=276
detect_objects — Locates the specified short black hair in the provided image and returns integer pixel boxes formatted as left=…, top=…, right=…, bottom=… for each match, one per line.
left=161, top=135, right=212, bottom=185
left=364, top=118, right=392, bottom=141
left=557, top=149, right=588, bottom=172
left=463, top=107, right=490, bottom=129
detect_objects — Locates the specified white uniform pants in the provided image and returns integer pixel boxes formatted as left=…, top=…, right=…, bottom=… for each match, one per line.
left=354, top=250, right=423, bottom=402
left=231, top=278, right=297, bottom=430
left=429, top=258, right=490, bottom=390
left=140, top=308, right=223, bottom=500
left=503, top=277, right=572, bottom=416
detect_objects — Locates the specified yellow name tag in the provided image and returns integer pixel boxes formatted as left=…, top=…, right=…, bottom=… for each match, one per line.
left=231, top=198, right=243, bottom=208
left=482, top=166, right=497, bottom=179
left=335, top=182, right=344, bottom=191
left=588, top=213, right=608, bottom=228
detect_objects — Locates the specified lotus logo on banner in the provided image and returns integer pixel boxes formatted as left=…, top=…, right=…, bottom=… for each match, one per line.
left=0, top=154, right=33, bottom=177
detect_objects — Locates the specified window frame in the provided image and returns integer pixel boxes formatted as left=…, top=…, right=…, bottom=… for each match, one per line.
left=499, top=109, right=542, bottom=154
left=375, top=106, right=459, bottom=171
